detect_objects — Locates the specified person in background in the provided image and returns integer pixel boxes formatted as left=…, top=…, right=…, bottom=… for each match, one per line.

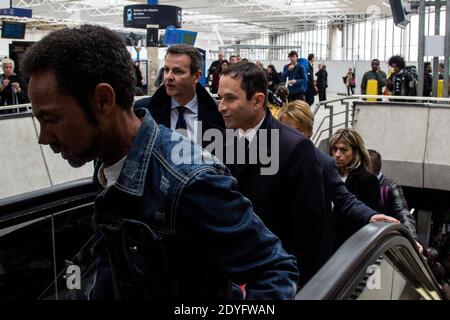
left=207, top=51, right=224, bottom=86
left=368, top=149, right=423, bottom=253
left=361, top=59, right=387, bottom=96
left=305, top=53, right=316, bottom=106
left=282, top=50, right=307, bottom=102
left=211, top=59, right=229, bottom=94
left=0, top=58, right=29, bottom=107
left=229, top=55, right=239, bottom=64
left=386, top=55, right=417, bottom=97
left=267, top=64, right=282, bottom=92
left=423, top=62, right=433, bottom=97
left=22, top=24, right=299, bottom=300
left=329, top=128, right=382, bottom=246
left=344, top=68, right=355, bottom=95
left=315, top=64, right=328, bottom=102
left=133, top=60, right=144, bottom=96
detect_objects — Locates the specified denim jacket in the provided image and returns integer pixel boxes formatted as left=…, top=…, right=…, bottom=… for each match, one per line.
left=89, top=108, right=298, bottom=300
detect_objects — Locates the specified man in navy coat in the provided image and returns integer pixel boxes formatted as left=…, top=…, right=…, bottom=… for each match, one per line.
left=218, top=61, right=327, bottom=286
left=134, top=45, right=224, bottom=149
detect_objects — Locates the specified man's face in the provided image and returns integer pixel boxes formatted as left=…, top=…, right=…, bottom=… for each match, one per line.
left=371, top=61, right=380, bottom=72
left=164, top=53, right=200, bottom=103
left=391, top=63, right=401, bottom=74
left=29, top=70, right=100, bottom=168
left=289, top=55, right=298, bottom=65
left=2, top=63, right=14, bottom=76
left=230, top=56, right=238, bottom=64
left=218, top=52, right=224, bottom=61
left=218, top=75, right=262, bottom=131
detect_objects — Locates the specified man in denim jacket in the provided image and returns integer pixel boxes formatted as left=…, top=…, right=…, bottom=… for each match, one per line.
left=22, top=25, right=298, bottom=300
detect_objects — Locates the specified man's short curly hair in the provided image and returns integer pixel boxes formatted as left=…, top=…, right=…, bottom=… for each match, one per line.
left=21, top=25, right=135, bottom=120
left=388, top=55, right=406, bottom=69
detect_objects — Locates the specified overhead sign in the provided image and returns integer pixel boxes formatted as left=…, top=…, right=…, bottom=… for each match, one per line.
left=163, top=27, right=197, bottom=46
left=123, top=5, right=181, bottom=29
left=0, top=7, right=32, bottom=18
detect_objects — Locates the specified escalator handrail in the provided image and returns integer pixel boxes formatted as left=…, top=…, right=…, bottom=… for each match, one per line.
left=296, top=222, right=444, bottom=300
left=0, top=178, right=99, bottom=226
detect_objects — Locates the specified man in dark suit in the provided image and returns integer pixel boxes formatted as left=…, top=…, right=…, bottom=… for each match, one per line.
left=134, top=45, right=224, bottom=148
left=218, top=61, right=327, bottom=286
left=305, top=53, right=316, bottom=106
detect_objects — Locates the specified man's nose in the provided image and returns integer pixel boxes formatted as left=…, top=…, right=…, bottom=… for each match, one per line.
left=218, top=100, right=226, bottom=113
left=38, top=125, right=54, bottom=145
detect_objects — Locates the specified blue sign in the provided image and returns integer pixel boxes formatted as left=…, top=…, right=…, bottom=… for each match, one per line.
left=0, top=7, right=32, bottom=18
left=148, top=0, right=158, bottom=4
left=163, top=26, right=197, bottom=46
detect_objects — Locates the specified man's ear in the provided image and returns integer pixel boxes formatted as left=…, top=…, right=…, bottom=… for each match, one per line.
left=192, top=70, right=202, bottom=84
left=93, top=83, right=115, bottom=115
left=253, top=92, right=266, bottom=110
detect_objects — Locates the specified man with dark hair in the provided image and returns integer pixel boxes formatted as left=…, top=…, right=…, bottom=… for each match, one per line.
left=282, top=51, right=307, bottom=102
left=134, top=44, right=224, bottom=149
left=423, top=62, right=433, bottom=97
left=386, top=55, right=417, bottom=96
left=305, top=53, right=316, bottom=106
left=218, top=61, right=327, bottom=286
left=368, top=149, right=422, bottom=253
left=361, top=59, right=387, bottom=95
left=207, top=51, right=224, bottom=88
left=22, top=25, right=299, bottom=300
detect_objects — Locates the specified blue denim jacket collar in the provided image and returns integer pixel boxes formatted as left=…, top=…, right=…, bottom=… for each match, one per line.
left=114, top=108, right=159, bottom=197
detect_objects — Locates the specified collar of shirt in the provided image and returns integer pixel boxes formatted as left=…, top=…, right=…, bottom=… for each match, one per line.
left=238, top=114, right=265, bottom=143
left=97, top=155, right=128, bottom=188
left=377, top=172, right=383, bottom=181
left=171, top=94, right=198, bottom=115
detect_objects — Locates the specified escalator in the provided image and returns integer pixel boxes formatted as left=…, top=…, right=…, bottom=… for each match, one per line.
left=0, top=180, right=446, bottom=300
left=0, top=179, right=99, bottom=300
left=296, top=222, right=446, bottom=300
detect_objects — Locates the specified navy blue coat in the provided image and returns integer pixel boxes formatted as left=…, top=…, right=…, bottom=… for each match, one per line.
left=318, top=152, right=377, bottom=252
left=334, top=164, right=381, bottom=247
left=228, top=109, right=327, bottom=285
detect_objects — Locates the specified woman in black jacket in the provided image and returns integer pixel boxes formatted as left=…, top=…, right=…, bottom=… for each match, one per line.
left=329, top=128, right=382, bottom=246
left=267, top=64, right=281, bottom=92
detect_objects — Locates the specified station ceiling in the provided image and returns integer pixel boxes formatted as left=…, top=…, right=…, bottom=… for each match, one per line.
left=6, top=0, right=394, bottom=42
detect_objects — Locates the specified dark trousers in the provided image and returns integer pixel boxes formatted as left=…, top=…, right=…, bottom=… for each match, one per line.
left=305, top=89, right=315, bottom=106
left=318, top=87, right=327, bottom=102
left=288, top=92, right=305, bottom=102
left=347, top=86, right=355, bottom=95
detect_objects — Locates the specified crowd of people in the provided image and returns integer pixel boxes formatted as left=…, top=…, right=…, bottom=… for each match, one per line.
left=4, top=24, right=448, bottom=300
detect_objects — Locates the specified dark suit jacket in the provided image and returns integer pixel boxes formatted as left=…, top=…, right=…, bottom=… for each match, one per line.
left=134, top=83, right=224, bottom=149
left=318, top=152, right=376, bottom=252
left=228, top=109, right=327, bottom=285
left=334, top=164, right=381, bottom=247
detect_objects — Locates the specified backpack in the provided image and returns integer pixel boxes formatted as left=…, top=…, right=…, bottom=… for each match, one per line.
left=404, top=65, right=418, bottom=96
left=297, top=58, right=309, bottom=93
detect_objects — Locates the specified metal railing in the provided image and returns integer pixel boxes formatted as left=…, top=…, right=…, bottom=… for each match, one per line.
left=311, top=94, right=450, bottom=147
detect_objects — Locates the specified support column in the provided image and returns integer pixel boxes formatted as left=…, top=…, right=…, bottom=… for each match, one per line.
left=432, top=0, right=441, bottom=97
left=445, top=0, right=450, bottom=97
left=146, top=24, right=160, bottom=95
left=418, top=0, right=426, bottom=97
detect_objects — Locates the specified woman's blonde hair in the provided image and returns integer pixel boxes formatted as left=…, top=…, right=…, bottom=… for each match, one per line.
left=329, top=128, right=370, bottom=173
left=278, top=100, right=314, bottom=138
